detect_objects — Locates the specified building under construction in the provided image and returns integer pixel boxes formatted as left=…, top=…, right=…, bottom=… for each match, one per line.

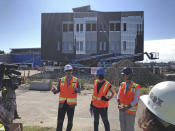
left=41, top=5, right=144, bottom=66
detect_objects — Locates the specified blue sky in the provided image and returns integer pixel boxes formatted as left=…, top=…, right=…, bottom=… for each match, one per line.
left=0, top=0, right=175, bottom=61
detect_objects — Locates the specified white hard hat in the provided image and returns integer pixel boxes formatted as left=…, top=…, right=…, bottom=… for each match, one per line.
left=64, top=64, right=73, bottom=71
left=140, top=81, right=175, bottom=125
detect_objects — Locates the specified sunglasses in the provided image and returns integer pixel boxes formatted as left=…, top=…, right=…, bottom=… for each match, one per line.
left=65, top=70, right=72, bottom=72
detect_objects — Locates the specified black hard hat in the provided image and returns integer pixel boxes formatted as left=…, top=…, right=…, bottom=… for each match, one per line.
left=121, top=67, right=133, bottom=75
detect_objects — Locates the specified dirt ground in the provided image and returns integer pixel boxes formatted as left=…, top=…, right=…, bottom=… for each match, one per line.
left=14, top=89, right=144, bottom=131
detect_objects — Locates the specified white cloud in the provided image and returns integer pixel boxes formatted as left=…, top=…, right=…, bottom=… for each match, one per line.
left=144, top=38, right=175, bottom=62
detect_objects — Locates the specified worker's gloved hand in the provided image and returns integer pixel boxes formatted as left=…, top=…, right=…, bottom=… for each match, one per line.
left=101, top=96, right=109, bottom=101
left=117, top=99, right=120, bottom=105
left=51, top=88, right=58, bottom=94
left=74, top=88, right=78, bottom=93
left=119, top=104, right=132, bottom=111
left=89, top=103, right=94, bottom=116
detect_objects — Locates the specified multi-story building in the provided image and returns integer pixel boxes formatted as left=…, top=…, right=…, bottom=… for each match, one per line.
left=41, top=5, right=144, bottom=63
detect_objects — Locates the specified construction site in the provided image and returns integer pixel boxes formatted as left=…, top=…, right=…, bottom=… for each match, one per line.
left=1, top=5, right=175, bottom=131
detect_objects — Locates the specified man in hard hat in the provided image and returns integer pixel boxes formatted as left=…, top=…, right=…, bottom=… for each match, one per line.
left=90, top=68, right=116, bottom=131
left=117, top=67, right=141, bottom=131
left=51, top=64, right=80, bottom=131
left=139, top=81, right=175, bottom=131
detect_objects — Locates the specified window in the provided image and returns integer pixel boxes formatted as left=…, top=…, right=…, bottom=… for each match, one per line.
left=69, top=24, right=73, bottom=32
left=115, top=23, right=120, bottom=31
left=76, top=24, right=79, bottom=32
left=92, top=24, right=96, bottom=31
left=80, top=24, right=83, bottom=32
left=124, top=23, right=127, bottom=31
left=110, top=23, right=115, bottom=31
left=63, top=24, right=68, bottom=32
left=86, top=24, right=91, bottom=31
left=123, top=41, right=126, bottom=51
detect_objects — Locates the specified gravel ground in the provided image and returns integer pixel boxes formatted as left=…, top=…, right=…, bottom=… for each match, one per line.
left=14, top=89, right=144, bottom=131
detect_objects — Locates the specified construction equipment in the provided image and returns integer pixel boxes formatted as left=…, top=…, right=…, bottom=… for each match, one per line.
left=72, top=52, right=159, bottom=67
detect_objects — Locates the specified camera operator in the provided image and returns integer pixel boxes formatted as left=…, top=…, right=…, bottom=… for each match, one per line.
left=0, top=64, right=21, bottom=131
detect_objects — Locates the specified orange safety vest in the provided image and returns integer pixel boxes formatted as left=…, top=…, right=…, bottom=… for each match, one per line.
left=119, top=81, right=141, bottom=114
left=59, top=76, right=78, bottom=105
left=92, top=80, right=111, bottom=108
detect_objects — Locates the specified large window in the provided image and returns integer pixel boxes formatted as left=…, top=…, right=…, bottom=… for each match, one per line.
left=86, top=24, right=91, bottom=31
left=63, top=24, right=68, bottom=32
left=92, top=24, right=96, bottom=31
left=69, top=24, right=73, bottom=32
left=124, top=23, right=127, bottom=31
left=76, top=24, right=79, bottom=32
left=110, top=23, right=115, bottom=31
left=86, top=23, right=97, bottom=31
left=115, top=23, right=120, bottom=31
left=110, top=23, right=121, bottom=31
left=80, top=24, right=83, bottom=32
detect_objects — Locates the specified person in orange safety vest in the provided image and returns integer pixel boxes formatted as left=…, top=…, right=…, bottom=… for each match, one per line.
left=117, top=67, right=141, bottom=131
left=51, top=64, right=80, bottom=131
left=90, top=68, right=116, bottom=131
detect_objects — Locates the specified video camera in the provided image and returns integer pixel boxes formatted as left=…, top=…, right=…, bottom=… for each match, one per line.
left=0, top=64, right=22, bottom=90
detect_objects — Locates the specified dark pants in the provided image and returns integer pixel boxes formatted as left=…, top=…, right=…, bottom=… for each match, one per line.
left=4, top=126, right=10, bottom=131
left=93, top=107, right=110, bottom=131
left=56, top=103, right=75, bottom=131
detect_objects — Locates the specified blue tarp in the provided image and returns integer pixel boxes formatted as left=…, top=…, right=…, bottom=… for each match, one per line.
left=11, top=54, right=42, bottom=68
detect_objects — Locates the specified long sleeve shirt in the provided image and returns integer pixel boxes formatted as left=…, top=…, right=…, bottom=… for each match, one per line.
left=117, top=82, right=139, bottom=106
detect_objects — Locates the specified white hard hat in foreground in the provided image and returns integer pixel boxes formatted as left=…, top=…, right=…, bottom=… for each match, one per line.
left=140, top=81, right=175, bottom=125
left=64, top=64, right=73, bottom=71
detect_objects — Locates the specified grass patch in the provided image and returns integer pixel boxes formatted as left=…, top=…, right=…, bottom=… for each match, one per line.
left=23, top=126, right=55, bottom=131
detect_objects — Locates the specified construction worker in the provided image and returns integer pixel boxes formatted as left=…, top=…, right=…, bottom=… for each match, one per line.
left=139, top=81, right=175, bottom=131
left=2, top=74, right=20, bottom=119
left=90, top=68, right=116, bottom=131
left=117, top=67, right=141, bottom=131
left=51, top=64, right=80, bottom=131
